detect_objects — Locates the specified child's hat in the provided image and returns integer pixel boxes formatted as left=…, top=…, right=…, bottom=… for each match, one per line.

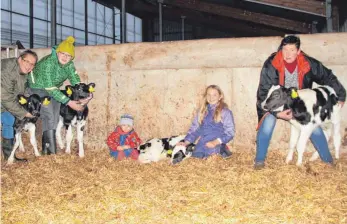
left=120, top=114, right=134, bottom=126
left=56, top=36, right=75, bottom=59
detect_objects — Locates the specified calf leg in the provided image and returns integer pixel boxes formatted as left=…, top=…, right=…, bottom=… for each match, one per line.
left=286, top=126, right=300, bottom=164
left=295, top=126, right=314, bottom=166
left=332, top=121, right=341, bottom=159
left=56, top=117, right=64, bottom=150
left=65, top=125, right=73, bottom=154
left=28, top=123, right=40, bottom=157
left=7, top=133, right=21, bottom=165
left=77, top=120, right=86, bottom=158
left=18, top=136, right=25, bottom=152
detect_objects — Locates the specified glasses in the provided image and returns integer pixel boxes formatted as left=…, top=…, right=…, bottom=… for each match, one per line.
left=21, top=57, right=36, bottom=67
left=58, top=52, right=73, bottom=60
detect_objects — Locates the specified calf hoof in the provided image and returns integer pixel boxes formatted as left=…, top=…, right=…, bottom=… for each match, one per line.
left=295, top=162, right=303, bottom=166
left=285, top=157, right=292, bottom=164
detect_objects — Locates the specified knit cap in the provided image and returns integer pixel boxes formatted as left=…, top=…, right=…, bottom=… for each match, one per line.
left=120, top=114, right=134, bottom=126
left=56, top=36, right=75, bottom=59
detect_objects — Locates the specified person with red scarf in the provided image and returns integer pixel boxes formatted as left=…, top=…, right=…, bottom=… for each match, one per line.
left=255, top=35, right=346, bottom=170
left=107, top=114, right=141, bottom=160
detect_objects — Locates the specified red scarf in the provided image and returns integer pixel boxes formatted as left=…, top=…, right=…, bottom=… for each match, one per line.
left=271, top=51, right=310, bottom=89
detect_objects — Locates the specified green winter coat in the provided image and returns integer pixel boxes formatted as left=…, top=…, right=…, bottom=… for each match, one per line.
left=1, top=58, right=28, bottom=119
left=28, top=46, right=80, bottom=104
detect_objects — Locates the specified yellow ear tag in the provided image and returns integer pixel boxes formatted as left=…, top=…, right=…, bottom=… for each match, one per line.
left=19, top=97, right=27, bottom=105
left=66, top=87, right=72, bottom=96
left=291, top=89, right=298, bottom=99
left=43, top=98, right=51, bottom=106
left=89, top=86, right=95, bottom=93
left=167, top=149, right=173, bottom=155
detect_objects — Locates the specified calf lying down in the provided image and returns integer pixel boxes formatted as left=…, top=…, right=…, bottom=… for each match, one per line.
left=262, top=85, right=341, bottom=166
left=137, top=135, right=186, bottom=163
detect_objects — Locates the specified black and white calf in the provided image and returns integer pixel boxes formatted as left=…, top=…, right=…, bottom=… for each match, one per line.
left=56, top=83, right=95, bottom=157
left=138, top=135, right=185, bottom=163
left=171, top=143, right=195, bottom=164
left=261, top=85, right=341, bottom=166
left=8, top=94, right=51, bottom=165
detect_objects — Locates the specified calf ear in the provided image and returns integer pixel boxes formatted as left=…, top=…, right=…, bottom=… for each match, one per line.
left=186, top=143, right=195, bottom=152
left=65, top=85, right=73, bottom=96
left=88, top=83, right=96, bottom=93
left=17, top=94, right=28, bottom=105
left=41, top=96, right=51, bottom=106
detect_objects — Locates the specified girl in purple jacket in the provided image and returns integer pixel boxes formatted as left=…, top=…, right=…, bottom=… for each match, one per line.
left=181, top=85, right=235, bottom=158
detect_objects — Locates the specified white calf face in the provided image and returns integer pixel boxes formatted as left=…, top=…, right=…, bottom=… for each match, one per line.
left=138, top=138, right=166, bottom=163
left=171, top=144, right=195, bottom=164
left=168, top=135, right=185, bottom=148
left=261, top=85, right=289, bottom=112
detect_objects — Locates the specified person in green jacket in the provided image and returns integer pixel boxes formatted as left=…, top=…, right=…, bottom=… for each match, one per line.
left=1, top=50, right=38, bottom=162
left=29, top=36, right=91, bottom=155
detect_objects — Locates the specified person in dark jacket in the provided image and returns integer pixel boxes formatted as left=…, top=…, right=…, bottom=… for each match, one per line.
left=254, top=35, right=346, bottom=170
left=1, top=50, right=38, bottom=162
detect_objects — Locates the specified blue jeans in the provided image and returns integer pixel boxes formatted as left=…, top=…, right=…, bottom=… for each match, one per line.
left=109, top=149, right=132, bottom=158
left=255, top=114, right=333, bottom=163
left=1, top=112, right=15, bottom=139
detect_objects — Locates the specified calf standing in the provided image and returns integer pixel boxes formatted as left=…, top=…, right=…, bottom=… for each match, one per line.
left=262, top=85, right=341, bottom=166
left=7, top=94, right=51, bottom=164
left=56, top=83, right=95, bottom=157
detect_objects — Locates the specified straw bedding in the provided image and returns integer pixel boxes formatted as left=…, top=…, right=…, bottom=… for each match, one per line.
left=1, top=144, right=347, bottom=224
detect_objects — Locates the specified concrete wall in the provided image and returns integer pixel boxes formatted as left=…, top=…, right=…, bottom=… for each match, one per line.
left=27, top=33, right=347, bottom=151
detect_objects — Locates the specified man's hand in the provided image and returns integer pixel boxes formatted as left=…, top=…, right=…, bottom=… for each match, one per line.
left=205, top=139, right=220, bottom=149
left=67, top=100, right=84, bottom=111
left=25, top=112, right=35, bottom=118
left=338, top=101, right=345, bottom=108
left=276, top=109, right=293, bottom=121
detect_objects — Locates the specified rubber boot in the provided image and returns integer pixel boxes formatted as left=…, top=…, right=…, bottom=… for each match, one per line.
left=42, top=130, right=57, bottom=155
left=220, top=144, right=232, bottom=158
left=1, top=137, right=27, bottom=162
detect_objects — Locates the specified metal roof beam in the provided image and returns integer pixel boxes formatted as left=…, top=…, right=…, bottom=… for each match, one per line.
left=242, top=0, right=326, bottom=17
left=164, top=0, right=312, bottom=33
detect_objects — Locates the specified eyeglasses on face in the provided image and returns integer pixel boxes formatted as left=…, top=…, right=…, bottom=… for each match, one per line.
left=21, top=57, right=36, bottom=67
left=58, top=52, right=73, bottom=59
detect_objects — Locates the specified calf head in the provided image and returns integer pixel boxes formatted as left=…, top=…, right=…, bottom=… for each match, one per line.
left=171, top=143, right=195, bottom=164
left=261, top=85, right=297, bottom=112
left=17, top=94, right=51, bottom=117
left=65, top=83, right=96, bottom=100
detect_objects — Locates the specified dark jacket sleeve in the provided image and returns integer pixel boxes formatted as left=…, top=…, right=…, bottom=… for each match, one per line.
left=1, top=59, right=27, bottom=119
left=256, top=55, right=279, bottom=122
left=307, top=56, right=346, bottom=102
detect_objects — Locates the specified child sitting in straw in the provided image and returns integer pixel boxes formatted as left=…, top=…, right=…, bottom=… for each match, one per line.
left=107, top=114, right=141, bottom=160
left=178, top=85, right=235, bottom=159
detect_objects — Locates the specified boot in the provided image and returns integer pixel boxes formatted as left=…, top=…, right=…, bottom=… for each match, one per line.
left=42, top=130, right=57, bottom=155
left=220, top=144, right=232, bottom=158
left=1, top=137, right=28, bottom=162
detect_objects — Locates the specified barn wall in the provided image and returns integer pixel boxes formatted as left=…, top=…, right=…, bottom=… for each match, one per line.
left=23, top=33, right=347, bottom=152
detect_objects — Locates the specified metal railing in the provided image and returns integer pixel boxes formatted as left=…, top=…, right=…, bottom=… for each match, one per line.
left=1, top=44, right=19, bottom=59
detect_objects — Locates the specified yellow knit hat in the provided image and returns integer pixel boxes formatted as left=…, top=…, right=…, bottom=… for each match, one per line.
left=56, top=36, right=75, bottom=59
